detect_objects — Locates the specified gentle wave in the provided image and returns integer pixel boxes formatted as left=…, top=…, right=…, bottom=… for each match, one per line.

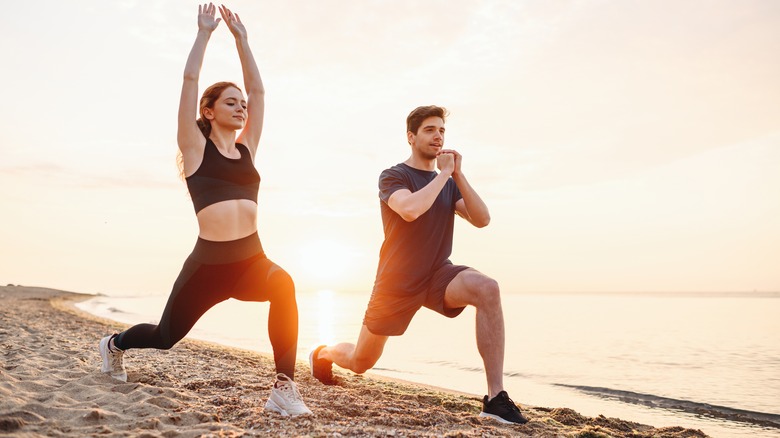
left=556, top=384, right=780, bottom=429
left=427, top=360, right=534, bottom=379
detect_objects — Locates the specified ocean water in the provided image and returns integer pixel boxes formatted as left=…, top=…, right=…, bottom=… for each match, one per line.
left=78, top=291, right=780, bottom=438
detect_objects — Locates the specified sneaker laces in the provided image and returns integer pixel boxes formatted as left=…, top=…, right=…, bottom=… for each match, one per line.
left=496, top=392, right=521, bottom=413
left=276, top=374, right=304, bottom=405
left=108, top=349, right=124, bottom=371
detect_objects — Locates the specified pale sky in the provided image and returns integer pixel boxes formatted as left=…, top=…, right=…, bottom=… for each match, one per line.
left=1, top=0, right=778, bottom=296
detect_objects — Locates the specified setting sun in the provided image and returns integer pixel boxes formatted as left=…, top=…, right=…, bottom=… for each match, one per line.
left=296, top=238, right=361, bottom=287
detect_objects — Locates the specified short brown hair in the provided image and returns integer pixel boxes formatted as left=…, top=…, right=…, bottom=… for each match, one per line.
left=406, top=105, right=448, bottom=135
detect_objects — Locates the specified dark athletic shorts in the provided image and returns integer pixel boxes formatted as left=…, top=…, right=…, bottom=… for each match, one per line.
left=363, top=263, right=471, bottom=336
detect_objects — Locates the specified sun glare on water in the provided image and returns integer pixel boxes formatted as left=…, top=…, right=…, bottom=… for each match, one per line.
left=313, top=289, right=337, bottom=345
left=293, top=238, right=370, bottom=346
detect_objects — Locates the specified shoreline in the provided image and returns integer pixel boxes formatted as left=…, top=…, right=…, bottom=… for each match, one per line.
left=0, top=284, right=710, bottom=437
left=57, top=290, right=478, bottom=402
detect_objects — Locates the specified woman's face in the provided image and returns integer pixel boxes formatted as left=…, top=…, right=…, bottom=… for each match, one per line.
left=205, top=87, right=246, bottom=131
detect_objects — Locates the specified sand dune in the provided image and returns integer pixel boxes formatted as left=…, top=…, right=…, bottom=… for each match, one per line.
left=0, top=285, right=709, bottom=437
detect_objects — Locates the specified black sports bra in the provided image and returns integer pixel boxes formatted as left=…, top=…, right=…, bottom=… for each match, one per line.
left=185, top=138, right=260, bottom=213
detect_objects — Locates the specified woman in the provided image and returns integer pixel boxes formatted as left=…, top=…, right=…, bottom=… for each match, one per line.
left=98, top=3, right=311, bottom=417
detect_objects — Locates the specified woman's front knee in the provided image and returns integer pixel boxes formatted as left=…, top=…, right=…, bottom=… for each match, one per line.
left=268, top=269, right=296, bottom=299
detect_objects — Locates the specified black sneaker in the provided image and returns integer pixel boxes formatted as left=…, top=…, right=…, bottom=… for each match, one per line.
left=479, top=391, right=529, bottom=424
left=309, top=345, right=334, bottom=384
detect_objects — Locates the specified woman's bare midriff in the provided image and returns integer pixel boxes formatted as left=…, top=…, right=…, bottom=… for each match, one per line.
left=195, top=199, right=258, bottom=241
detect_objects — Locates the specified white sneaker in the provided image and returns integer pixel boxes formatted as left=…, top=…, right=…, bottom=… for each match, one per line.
left=264, top=373, right=312, bottom=416
left=99, top=335, right=127, bottom=382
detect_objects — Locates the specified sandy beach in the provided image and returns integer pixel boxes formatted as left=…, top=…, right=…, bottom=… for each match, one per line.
left=0, top=285, right=709, bottom=437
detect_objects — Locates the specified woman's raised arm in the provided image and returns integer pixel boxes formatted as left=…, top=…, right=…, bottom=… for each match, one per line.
left=177, top=3, right=221, bottom=157
left=219, top=5, right=265, bottom=155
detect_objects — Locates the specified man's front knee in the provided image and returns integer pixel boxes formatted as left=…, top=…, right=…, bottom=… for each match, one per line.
left=476, top=277, right=501, bottom=306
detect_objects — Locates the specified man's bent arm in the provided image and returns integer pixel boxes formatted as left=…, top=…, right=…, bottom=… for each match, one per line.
left=453, top=172, right=491, bottom=228
left=388, top=170, right=452, bottom=222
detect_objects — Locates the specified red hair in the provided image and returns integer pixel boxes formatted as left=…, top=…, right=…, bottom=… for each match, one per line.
left=177, top=82, right=243, bottom=180
left=196, top=81, right=243, bottom=138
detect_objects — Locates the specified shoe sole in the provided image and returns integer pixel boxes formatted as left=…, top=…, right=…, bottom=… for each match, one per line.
left=99, top=336, right=111, bottom=373
left=479, top=412, right=527, bottom=425
left=265, top=396, right=311, bottom=417
left=264, top=398, right=289, bottom=416
left=308, top=346, right=320, bottom=377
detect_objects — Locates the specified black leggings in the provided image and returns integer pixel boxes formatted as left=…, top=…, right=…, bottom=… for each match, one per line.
left=113, top=232, right=298, bottom=379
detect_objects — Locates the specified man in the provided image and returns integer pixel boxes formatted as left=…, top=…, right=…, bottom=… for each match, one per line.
left=310, top=106, right=527, bottom=424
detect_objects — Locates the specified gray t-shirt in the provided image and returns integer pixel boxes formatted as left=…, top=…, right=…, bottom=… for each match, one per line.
left=373, top=162, right=462, bottom=295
